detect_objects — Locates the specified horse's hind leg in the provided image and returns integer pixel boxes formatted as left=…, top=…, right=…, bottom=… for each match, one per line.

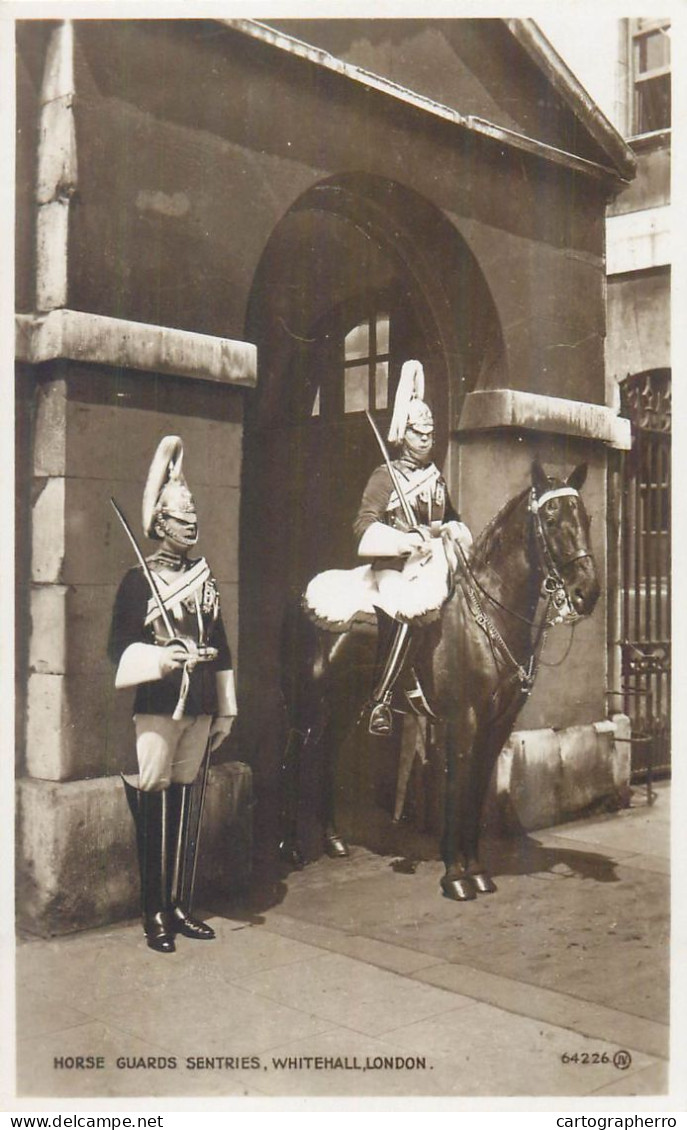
left=278, top=727, right=307, bottom=869
left=318, top=711, right=351, bottom=858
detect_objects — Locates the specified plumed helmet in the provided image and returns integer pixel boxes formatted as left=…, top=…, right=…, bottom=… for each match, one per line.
left=141, top=436, right=196, bottom=539
left=387, top=360, right=434, bottom=444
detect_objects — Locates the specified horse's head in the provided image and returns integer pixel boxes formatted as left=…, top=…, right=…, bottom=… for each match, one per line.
left=530, top=460, right=600, bottom=621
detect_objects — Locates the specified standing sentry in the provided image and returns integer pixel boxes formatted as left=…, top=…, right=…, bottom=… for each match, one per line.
left=109, top=436, right=237, bottom=953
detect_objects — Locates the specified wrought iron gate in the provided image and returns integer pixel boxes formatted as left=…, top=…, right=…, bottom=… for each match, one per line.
left=618, top=369, right=671, bottom=780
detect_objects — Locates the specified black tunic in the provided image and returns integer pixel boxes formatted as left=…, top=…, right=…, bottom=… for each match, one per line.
left=108, top=563, right=232, bottom=717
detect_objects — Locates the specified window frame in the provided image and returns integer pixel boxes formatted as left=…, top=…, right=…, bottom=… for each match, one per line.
left=342, top=308, right=391, bottom=417
left=629, top=18, right=671, bottom=139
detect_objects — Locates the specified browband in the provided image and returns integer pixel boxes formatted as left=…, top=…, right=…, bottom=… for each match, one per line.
left=530, top=486, right=579, bottom=511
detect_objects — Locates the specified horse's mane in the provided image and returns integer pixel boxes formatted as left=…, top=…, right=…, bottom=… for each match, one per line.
left=470, top=486, right=531, bottom=564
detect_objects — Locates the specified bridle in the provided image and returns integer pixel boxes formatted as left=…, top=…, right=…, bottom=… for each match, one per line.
left=528, top=486, right=593, bottom=626
left=452, top=482, right=594, bottom=701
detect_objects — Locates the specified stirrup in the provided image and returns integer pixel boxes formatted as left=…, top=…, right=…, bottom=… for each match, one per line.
left=369, top=701, right=393, bottom=736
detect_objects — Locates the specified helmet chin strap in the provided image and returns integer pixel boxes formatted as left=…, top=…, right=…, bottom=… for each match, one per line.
left=154, top=514, right=198, bottom=549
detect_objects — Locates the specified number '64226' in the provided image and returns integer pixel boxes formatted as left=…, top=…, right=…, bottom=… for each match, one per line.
left=561, top=1052, right=610, bottom=1065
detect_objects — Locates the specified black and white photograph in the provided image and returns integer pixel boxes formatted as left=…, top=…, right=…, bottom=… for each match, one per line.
left=6, top=3, right=681, bottom=1110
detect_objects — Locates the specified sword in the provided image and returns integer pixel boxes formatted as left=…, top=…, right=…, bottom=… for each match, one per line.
left=365, top=410, right=417, bottom=530
left=111, top=496, right=193, bottom=720
left=111, top=497, right=176, bottom=639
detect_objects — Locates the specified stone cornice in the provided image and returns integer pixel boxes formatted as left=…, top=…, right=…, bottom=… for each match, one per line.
left=221, top=19, right=627, bottom=188
left=15, top=309, right=257, bottom=387
left=457, top=389, right=631, bottom=450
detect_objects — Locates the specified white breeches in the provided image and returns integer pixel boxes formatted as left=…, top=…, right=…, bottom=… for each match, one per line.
left=134, top=714, right=213, bottom=791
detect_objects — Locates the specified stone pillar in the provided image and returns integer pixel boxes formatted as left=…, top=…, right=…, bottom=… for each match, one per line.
left=16, top=317, right=258, bottom=936
left=452, top=389, right=632, bottom=826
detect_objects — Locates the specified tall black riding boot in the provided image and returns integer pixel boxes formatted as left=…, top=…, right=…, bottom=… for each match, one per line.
left=168, top=781, right=215, bottom=940
left=368, top=614, right=412, bottom=736
left=122, top=776, right=176, bottom=953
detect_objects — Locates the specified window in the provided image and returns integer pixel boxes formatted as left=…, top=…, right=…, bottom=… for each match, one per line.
left=303, top=288, right=421, bottom=422
left=342, top=312, right=390, bottom=415
left=631, top=19, right=670, bottom=135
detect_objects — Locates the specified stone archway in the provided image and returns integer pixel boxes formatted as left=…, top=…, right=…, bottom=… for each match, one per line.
left=238, top=173, right=504, bottom=854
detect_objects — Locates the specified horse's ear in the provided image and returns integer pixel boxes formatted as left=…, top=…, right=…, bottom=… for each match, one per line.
left=567, top=463, right=588, bottom=492
left=531, top=459, right=549, bottom=497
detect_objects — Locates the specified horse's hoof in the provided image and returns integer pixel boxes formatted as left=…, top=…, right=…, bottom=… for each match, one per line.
left=472, top=873, right=497, bottom=895
left=440, top=875, right=477, bottom=901
left=279, top=840, right=305, bottom=870
left=325, top=834, right=350, bottom=859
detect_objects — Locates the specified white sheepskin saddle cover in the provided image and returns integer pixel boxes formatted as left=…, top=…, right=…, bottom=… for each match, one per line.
left=304, top=540, right=451, bottom=632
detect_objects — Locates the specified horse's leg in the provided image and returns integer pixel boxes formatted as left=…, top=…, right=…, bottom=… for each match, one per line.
left=440, top=717, right=479, bottom=901
left=278, top=727, right=307, bottom=869
left=318, top=707, right=353, bottom=858
left=462, top=704, right=523, bottom=895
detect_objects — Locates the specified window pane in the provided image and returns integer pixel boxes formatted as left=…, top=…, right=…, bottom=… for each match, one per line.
left=345, top=322, right=369, bottom=362
left=376, top=314, right=389, bottom=355
left=636, top=74, right=671, bottom=133
left=374, top=361, right=389, bottom=410
left=636, top=28, right=670, bottom=73
left=311, top=387, right=321, bottom=417
left=344, top=365, right=369, bottom=413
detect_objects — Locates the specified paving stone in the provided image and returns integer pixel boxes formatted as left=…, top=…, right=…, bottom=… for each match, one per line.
left=90, top=973, right=334, bottom=1056
left=238, top=951, right=471, bottom=1037
left=411, top=962, right=669, bottom=1059
left=16, top=987, right=94, bottom=1042
left=589, top=1059, right=670, bottom=1096
left=264, top=913, right=440, bottom=975
left=379, top=1002, right=657, bottom=1096
left=179, top=919, right=331, bottom=981
left=17, top=927, right=199, bottom=1008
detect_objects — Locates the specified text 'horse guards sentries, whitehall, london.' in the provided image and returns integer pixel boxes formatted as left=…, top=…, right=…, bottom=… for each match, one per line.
left=278, top=362, right=601, bottom=902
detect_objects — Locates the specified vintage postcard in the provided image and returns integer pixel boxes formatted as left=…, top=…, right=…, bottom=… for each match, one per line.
left=5, top=1, right=682, bottom=1113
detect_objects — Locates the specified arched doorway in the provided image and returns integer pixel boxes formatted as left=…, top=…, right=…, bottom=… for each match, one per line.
left=238, top=173, right=504, bottom=853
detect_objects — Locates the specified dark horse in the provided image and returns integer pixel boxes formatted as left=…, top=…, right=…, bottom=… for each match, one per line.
left=279, top=460, right=600, bottom=900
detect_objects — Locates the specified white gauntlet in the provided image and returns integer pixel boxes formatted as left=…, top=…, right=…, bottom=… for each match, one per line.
left=358, top=522, right=424, bottom=558
left=115, top=643, right=168, bottom=688
left=444, top=520, right=473, bottom=553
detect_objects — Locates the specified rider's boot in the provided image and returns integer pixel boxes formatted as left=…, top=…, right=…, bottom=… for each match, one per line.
left=369, top=616, right=412, bottom=736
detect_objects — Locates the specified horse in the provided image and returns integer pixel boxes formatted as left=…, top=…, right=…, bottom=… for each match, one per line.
left=278, top=459, right=600, bottom=900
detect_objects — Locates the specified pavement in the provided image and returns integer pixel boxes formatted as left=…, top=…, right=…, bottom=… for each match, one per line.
left=12, top=781, right=672, bottom=1102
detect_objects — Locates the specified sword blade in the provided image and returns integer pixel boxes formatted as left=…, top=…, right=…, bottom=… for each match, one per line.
left=110, top=496, right=176, bottom=640
left=365, top=410, right=416, bottom=529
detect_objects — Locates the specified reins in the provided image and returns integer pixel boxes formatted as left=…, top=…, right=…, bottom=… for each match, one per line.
left=452, top=484, right=591, bottom=699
